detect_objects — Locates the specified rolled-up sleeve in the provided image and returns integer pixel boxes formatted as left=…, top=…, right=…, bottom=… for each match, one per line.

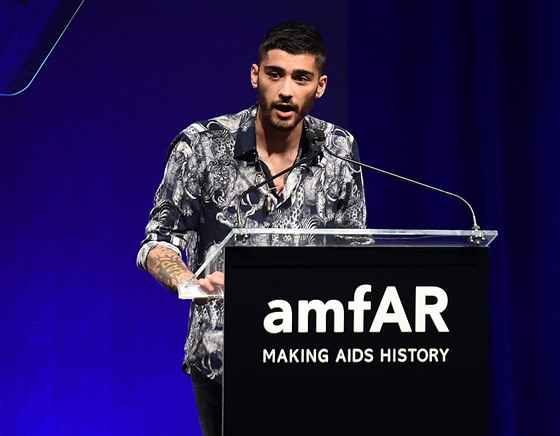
left=136, top=240, right=183, bottom=272
left=137, top=132, right=202, bottom=270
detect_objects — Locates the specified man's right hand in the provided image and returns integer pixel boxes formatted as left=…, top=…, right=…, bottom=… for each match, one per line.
left=193, top=271, right=225, bottom=305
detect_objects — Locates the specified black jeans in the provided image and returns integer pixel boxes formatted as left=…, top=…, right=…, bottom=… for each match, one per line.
left=191, top=367, right=222, bottom=436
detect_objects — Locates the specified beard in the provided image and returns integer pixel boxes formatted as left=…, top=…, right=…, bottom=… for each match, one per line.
left=257, top=88, right=316, bottom=132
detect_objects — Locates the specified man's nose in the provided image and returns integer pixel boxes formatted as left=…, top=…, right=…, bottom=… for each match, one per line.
left=278, top=78, right=294, bottom=99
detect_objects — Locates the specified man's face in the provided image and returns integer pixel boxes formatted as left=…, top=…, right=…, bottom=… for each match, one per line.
left=251, top=49, right=327, bottom=132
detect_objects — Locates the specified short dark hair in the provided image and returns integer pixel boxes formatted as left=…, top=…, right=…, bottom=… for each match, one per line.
left=258, top=21, right=327, bottom=74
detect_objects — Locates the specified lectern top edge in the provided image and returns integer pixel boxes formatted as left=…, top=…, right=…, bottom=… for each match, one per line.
left=228, top=228, right=498, bottom=247
left=178, top=228, right=498, bottom=299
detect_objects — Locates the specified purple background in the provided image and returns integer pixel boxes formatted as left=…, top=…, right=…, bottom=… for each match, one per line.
left=1, top=1, right=559, bottom=435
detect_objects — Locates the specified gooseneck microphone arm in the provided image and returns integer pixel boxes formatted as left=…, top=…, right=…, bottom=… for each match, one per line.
left=307, top=130, right=481, bottom=231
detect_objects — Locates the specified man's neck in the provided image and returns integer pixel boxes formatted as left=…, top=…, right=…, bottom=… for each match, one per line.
left=255, top=122, right=302, bottom=177
left=255, top=122, right=302, bottom=158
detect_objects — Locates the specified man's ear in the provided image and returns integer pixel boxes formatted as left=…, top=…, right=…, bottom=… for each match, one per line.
left=315, top=74, right=328, bottom=99
left=250, top=64, right=259, bottom=89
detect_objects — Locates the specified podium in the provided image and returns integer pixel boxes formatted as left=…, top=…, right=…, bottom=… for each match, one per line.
left=182, top=228, right=498, bottom=435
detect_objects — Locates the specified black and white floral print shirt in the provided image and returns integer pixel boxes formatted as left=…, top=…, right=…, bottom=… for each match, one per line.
left=137, top=104, right=367, bottom=383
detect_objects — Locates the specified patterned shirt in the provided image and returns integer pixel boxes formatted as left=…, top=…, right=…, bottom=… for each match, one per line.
left=137, top=104, right=367, bottom=383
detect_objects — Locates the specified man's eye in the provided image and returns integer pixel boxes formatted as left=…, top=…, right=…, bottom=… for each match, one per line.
left=295, top=76, right=311, bottom=83
left=268, top=72, right=281, bottom=79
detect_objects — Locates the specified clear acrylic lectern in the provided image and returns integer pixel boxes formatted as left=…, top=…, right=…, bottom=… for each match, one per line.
left=181, top=228, right=498, bottom=435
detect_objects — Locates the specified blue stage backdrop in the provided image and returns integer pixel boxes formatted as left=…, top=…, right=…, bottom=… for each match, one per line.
left=1, top=1, right=558, bottom=435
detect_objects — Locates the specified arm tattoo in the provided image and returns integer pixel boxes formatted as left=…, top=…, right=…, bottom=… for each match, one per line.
left=146, top=247, right=193, bottom=292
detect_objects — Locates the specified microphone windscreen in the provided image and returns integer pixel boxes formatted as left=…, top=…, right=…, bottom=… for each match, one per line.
left=306, top=130, right=318, bottom=143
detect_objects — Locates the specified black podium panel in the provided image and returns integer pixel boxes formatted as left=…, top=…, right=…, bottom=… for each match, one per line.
left=223, top=246, right=489, bottom=435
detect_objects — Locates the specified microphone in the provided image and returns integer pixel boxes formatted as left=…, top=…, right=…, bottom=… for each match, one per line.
left=308, top=129, right=484, bottom=239
left=235, top=143, right=322, bottom=228
left=306, top=129, right=325, bottom=156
